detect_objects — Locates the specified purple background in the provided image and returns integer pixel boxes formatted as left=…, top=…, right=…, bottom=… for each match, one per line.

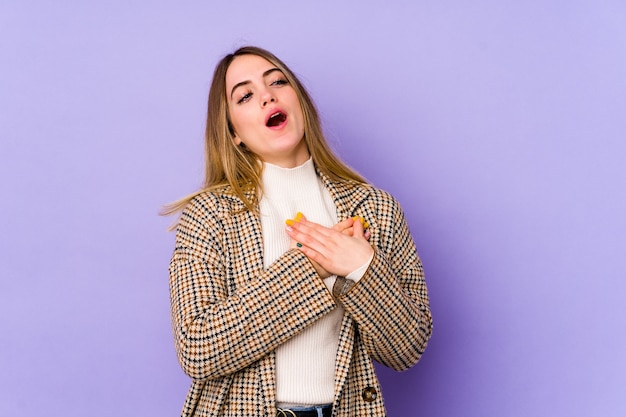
left=1, top=1, right=625, bottom=416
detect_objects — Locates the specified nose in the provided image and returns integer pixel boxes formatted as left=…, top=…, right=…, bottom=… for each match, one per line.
left=260, top=90, right=276, bottom=107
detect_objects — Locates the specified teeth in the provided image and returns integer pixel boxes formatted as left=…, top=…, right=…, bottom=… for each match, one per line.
left=267, top=111, right=285, bottom=127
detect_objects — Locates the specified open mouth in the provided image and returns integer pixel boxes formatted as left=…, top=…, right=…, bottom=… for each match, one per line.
left=266, top=111, right=287, bottom=127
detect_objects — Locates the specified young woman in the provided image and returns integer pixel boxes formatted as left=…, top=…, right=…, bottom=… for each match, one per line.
left=165, top=46, right=432, bottom=417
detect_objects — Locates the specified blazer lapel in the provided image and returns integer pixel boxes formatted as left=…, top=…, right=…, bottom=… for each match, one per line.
left=317, top=170, right=371, bottom=220
left=317, top=170, right=372, bottom=407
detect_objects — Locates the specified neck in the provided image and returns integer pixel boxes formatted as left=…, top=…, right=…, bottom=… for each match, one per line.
left=263, top=144, right=310, bottom=168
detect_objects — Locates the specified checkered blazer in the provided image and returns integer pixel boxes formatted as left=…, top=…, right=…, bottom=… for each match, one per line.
left=169, top=169, right=433, bottom=416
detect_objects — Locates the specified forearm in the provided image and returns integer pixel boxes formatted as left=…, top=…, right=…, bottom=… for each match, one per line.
left=334, top=190, right=433, bottom=370
left=170, top=249, right=337, bottom=380
left=338, top=248, right=432, bottom=370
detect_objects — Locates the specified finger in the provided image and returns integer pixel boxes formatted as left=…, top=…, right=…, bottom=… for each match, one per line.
left=287, top=221, right=349, bottom=262
left=296, top=242, right=335, bottom=270
left=341, top=227, right=355, bottom=236
left=286, top=223, right=327, bottom=252
left=297, top=230, right=375, bottom=277
left=333, top=217, right=355, bottom=233
left=352, top=216, right=365, bottom=237
left=289, top=217, right=334, bottom=239
left=351, top=215, right=370, bottom=229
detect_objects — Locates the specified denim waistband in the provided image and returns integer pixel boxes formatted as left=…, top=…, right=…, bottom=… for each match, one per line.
left=276, top=404, right=332, bottom=417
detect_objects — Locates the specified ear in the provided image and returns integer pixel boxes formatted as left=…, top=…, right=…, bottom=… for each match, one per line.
left=233, top=135, right=242, bottom=146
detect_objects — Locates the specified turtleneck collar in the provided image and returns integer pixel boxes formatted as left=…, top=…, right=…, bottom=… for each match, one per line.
left=261, top=157, right=319, bottom=200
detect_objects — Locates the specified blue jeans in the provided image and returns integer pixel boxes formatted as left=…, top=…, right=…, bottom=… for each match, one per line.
left=276, top=404, right=332, bottom=417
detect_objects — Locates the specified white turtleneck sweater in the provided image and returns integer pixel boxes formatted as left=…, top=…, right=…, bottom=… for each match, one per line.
left=260, top=158, right=343, bottom=406
left=260, top=157, right=372, bottom=406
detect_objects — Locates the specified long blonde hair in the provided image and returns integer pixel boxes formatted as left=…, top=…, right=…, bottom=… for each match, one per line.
left=162, top=46, right=366, bottom=217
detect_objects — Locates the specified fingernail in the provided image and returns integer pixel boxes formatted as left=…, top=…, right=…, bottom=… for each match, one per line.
left=285, top=219, right=295, bottom=226
left=296, top=242, right=302, bottom=248
left=352, top=215, right=369, bottom=228
left=295, top=212, right=303, bottom=221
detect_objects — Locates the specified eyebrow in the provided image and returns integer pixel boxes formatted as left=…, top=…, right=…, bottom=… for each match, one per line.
left=229, top=67, right=283, bottom=99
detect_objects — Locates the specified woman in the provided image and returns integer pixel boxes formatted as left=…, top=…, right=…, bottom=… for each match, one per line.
left=165, top=46, right=432, bottom=417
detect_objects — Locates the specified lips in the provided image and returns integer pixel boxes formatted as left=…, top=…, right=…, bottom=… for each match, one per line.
left=266, top=110, right=287, bottom=128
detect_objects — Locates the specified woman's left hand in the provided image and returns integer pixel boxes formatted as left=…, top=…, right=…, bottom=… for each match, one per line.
left=286, top=215, right=374, bottom=278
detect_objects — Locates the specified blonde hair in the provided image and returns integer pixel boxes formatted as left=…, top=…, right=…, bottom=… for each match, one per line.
left=162, top=46, right=366, bottom=217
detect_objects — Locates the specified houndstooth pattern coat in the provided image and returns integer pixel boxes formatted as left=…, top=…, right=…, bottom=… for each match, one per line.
left=169, top=169, right=433, bottom=416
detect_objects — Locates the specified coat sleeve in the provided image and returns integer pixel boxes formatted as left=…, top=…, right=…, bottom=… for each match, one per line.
left=169, top=194, right=337, bottom=381
left=337, top=189, right=433, bottom=371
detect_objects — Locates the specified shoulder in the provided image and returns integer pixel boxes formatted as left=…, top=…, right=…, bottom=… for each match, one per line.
left=353, top=182, right=402, bottom=212
left=365, top=186, right=407, bottom=230
left=180, top=187, right=249, bottom=229
left=367, top=184, right=398, bottom=204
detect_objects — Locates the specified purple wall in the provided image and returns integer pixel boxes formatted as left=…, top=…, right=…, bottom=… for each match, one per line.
left=1, top=2, right=625, bottom=416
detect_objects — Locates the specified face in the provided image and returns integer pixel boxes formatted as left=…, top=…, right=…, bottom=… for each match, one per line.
left=225, top=54, right=308, bottom=168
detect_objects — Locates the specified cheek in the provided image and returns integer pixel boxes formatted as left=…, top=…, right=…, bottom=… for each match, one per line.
left=289, top=97, right=305, bottom=128
left=293, top=108, right=305, bottom=132
left=228, top=108, right=251, bottom=135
